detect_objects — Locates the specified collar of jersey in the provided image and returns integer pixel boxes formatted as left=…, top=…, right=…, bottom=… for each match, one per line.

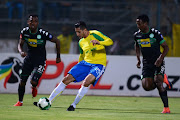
left=141, top=27, right=150, bottom=34
left=29, top=28, right=38, bottom=34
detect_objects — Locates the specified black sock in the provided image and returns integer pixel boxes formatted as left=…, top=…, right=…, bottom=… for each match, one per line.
left=18, top=84, right=25, bottom=102
left=159, top=90, right=168, bottom=107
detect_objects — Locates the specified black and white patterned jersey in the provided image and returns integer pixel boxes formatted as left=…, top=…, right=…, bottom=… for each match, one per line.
left=20, top=27, right=53, bottom=60
left=134, top=28, right=165, bottom=62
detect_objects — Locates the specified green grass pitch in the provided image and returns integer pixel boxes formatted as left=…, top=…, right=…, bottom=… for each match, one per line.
left=0, top=94, right=180, bottom=120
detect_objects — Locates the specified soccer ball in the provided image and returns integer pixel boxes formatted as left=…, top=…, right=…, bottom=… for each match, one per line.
left=37, top=97, right=51, bottom=110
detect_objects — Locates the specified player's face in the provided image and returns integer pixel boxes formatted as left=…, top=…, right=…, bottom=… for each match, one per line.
left=75, top=27, right=86, bottom=39
left=28, top=16, right=39, bottom=31
left=136, top=19, right=147, bottom=31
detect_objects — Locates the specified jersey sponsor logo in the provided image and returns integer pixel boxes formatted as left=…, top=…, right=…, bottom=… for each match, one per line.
left=28, top=39, right=37, bottom=47
left=141, top=41, right=150, bottom=44
left=140, top=38, right=151, bottom=47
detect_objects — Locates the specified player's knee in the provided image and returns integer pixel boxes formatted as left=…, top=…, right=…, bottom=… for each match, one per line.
left=30, top=80, right=38, bottom=87
left=82, top=81, right=91, bottom=87
left=142, top=85, right=151, bottom=91
left=83, top=84, right=90, bottom=87
left=154, top=75, right=163, bottom=83
left=19, top=81, right=26, bottom=86
left=154, top=78, right=163, bottom=87
left=62, top=74, right=74, bottom=85
left=142, top=83, right=155, bottom=91
left=154, top=80, right=165, bottom=92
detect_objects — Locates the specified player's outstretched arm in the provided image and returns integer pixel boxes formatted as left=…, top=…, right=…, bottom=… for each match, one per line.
left=99, top=38, right=113, bottom=46
left=51, top=37, right=61, bottom=63
left=92, top=30, right=113, bottom=47
left=18, top=39, right=27, bottom=58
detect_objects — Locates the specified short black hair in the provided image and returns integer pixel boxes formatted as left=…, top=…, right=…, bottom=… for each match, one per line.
left=137, top=14, right=149, bottom=23
left=28, top=14, right=38, bottom=20
left=75, top=21, right=87, bottom=30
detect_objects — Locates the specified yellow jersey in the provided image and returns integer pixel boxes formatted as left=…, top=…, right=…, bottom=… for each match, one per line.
left=57, top=34, right=73, bottom=53
left=78, top=30, right=113, bottom=66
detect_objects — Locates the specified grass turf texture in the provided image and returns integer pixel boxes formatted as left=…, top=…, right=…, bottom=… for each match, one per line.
left=0, top=94, right=180, bottom=120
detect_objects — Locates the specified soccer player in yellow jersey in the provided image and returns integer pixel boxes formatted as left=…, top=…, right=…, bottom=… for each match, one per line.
left=34, top=21, right=113, bottom=111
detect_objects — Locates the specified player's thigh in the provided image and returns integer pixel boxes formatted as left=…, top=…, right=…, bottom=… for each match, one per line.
left=142, top=78, right=155, bottom=91
left=67, top=62, right=91, bottom=83
left=154, top=61, right=165, bottom=83
left=142, top=63, right=156, bottom=90
left=82, top=74, right=96, bottom=87
left=85, top=64, right=106, bottom=87
left=20, top=57, right=33, bottom=84
left=154, top=74, right=163, bottom=83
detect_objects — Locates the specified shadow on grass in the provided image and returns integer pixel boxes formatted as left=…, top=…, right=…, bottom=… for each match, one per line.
left=52, top=106, right=179, bottom=114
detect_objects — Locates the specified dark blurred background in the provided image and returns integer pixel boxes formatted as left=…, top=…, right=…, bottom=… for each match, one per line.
left=0, top=0, right=179, bottom=56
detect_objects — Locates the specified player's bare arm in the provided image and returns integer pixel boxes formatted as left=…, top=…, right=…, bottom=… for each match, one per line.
left=18, top=39, right=27, bottom=57
left=51, top=37, right=61, bottom=63
left=155, top=41, right=169, bottom=67
left=135, top=43, right=141, bottom=68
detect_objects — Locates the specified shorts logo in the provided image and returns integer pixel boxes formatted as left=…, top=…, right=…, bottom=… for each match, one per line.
left=95, top=67, right=101, bottom=75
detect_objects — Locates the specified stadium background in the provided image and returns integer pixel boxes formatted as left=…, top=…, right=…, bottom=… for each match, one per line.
left=0, top=0, right=180, bottom=97
left=0, top=0, right=180, bottom=56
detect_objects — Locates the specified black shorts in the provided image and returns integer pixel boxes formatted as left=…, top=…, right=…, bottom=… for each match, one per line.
left=20, top=56, right=46, bottom=83
left=142, top=60, right=165, bottom=79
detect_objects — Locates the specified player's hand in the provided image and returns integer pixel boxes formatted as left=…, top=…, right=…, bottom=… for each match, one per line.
left=56, top=58, right=61, bottom=63
left=155, top=58, right=163, bottom=67
left=136, top=61, right=141, bottom=69
left=20, top=52, right=27, bottom=58
left=90, top=40, right=100, bottom=46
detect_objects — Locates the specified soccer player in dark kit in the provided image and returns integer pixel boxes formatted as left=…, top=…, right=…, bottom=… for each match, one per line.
left=134, top=14, right=172, bottom=113
left=14, top=14, right=61, bottom=106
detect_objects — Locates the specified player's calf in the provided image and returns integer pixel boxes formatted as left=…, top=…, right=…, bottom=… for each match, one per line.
left=31, top=86, right=38, bottom=97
